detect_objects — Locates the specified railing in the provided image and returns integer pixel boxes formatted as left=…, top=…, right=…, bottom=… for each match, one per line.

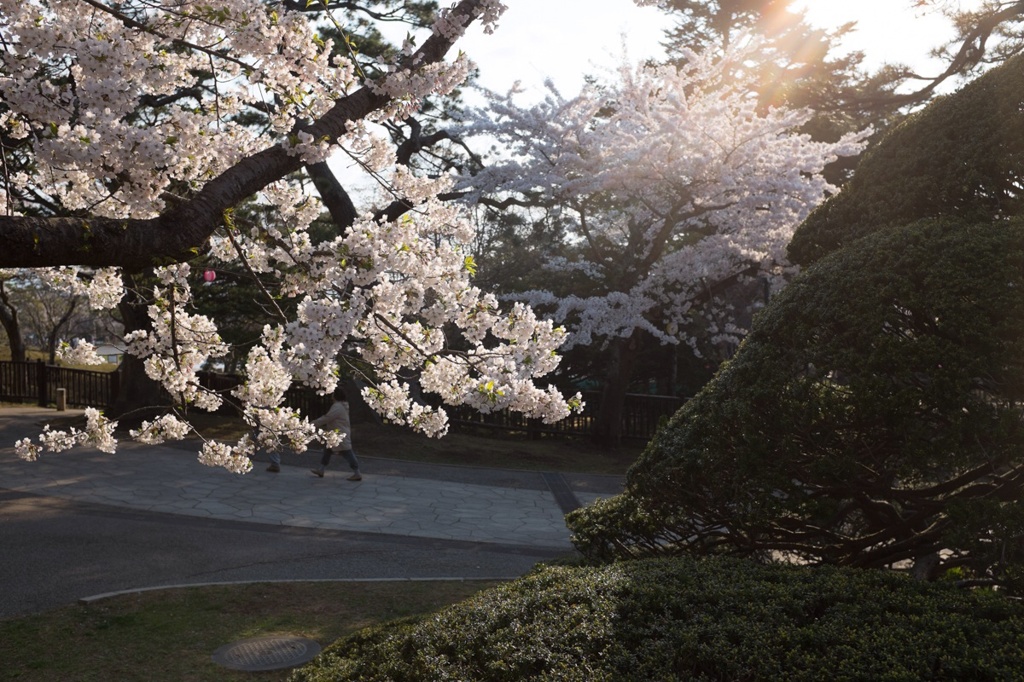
left=617, top=393, right=685, bottom=440
left=0, top=360, right=118, bottom=408
left=195, top=371, right=333, bottom=416
left=445, top=391, right=684, bottom=441
left=0, top=363, right=684, bottom=440
left=283, top=389, right=333, bottom=417
left=0, top=360, right=38, bottom=404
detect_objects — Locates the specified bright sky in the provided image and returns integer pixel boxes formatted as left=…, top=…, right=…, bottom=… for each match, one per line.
left=337, top=1, right=976, bottom=191
left=795, top=0, right=963, bottom=73
left=454, top=0, right=972, bottom=98
left=456, top=0, right=667, bottom=97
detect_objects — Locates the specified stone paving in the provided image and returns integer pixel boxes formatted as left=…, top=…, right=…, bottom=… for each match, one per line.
left=0, top=407, right=624, bottom=551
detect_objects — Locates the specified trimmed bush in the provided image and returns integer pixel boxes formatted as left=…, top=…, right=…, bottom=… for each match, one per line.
left=568, top=218, right=1024, bottom=579
left=290, top=556, right=1024, bottom=681
left=788, top=54, right=1024, bottom=266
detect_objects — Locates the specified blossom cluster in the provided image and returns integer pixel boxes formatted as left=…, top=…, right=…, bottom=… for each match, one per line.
left=0, top=0, right=356, bottom=217
left=198, top=438, right=255, bottom=475
left=457, top=45, right=868, bottom=353
left=369, top=54, right=472, bottom=122
left=433, top=0, right=507, bottom=39
left=129, top=414, right=194, bottom=445
left=123, top=264, right=229, bottom=412
left=214, top=172, right=582, bottom=443
left=43, top=267, right=124, bottom=310
left=15, top=408, right=117, bottom=461
left=55, top=339, right=106, bottom=366
left=2, top=0, right=582, bottom=471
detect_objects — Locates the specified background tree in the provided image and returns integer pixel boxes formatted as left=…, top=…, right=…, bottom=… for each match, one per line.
left=468, top=0, right=1024, bottom=426
left=457, top=0, right=905, bottom=439
left=883, top=1, right=1024, bottom=106
left=656, top=1, right=908, bottom=182
left=569, top=53, right=1024, bottom=586
left=9, top=273, right=88, bottom=363
left=0, top=269, right=113, bottom=363
left=457, top=49, right=865, bottom=444
left=658, top=1, right=1024, bottom=116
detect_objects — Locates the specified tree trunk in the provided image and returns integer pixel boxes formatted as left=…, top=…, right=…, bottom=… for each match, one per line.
left=107, top=274, right=168, bottom=420
left=657, top=343, right=678, bottom=396
left=593, top=332, right=639, bottom=448
left=0, top=280, right=27, bottom=362
left=46, top=297, right=80, bottom=364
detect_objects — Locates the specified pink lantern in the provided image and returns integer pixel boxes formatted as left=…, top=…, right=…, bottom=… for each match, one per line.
left=203, top=269, right=216, bottom=284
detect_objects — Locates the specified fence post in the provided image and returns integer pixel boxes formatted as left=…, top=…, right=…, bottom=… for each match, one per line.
left=36, top=360, right=48, bottom=407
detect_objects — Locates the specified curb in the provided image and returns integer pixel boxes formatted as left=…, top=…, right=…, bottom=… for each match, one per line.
left=79, top=576, right=514, bottom=605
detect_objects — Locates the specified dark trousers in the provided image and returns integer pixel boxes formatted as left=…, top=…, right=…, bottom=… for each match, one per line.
left=322, top=447, right=359, bottom=472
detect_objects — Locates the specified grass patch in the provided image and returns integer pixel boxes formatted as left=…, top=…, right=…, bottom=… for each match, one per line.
left=0, top=580, right=499, bottom=682
left=0, top=349, right=116, bottom=371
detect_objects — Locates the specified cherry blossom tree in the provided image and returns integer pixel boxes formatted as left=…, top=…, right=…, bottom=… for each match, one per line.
left=0, top=0, right=584, bottom=471
left=6, top=271, right=93, bottom=363
left=457, top=47, right=867, bottom=442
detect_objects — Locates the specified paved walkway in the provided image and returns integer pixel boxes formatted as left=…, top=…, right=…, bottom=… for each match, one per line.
left=0, top=407, right=623, bottom=552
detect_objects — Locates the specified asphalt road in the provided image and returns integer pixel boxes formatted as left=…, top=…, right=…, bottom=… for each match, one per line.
left=0, top=488, right=566, bottom=620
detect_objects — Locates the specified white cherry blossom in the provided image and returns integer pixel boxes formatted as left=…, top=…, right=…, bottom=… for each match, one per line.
left=457, top=45, right=868, bottom=354
left=55, top=339, right=105, bottom=366
left=15, top=407, right=117, bottom=461
left=1, top=0, right=584, bottom=471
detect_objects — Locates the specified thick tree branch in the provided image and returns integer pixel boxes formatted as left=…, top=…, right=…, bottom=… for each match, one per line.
left=394, top=117, right=455, bottom=165
left=850, top=1, right=1024, bottom=109
left=306, top=162, right=359, bottom=231
left=0, top=0, right=491, bottom=269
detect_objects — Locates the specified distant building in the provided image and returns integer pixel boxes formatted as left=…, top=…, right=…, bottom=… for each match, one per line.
left=94, top=343, right=126, bottom=365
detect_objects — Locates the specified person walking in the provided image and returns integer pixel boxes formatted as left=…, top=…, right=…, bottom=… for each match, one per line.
left=310, top=387, right=362, bottom=481
left=266, top=452, right=282, bottom=473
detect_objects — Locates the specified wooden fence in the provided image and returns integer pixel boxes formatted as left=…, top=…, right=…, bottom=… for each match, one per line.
left=445, top=391, right=684, bottom=440
left=0, top=360, right=119, bottom=409
left=0, top=363, right=330, bottom=414
left=0, top=363, right=683, bottom=440
left=194, top=371, right=334, bottom=416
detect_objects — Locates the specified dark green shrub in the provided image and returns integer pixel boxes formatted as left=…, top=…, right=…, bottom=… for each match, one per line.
left=290, top=556, right=1024, bottom=681
left=569, top=218, right=1024, bottom=580
left=788, top=54, right=1024, bottom=266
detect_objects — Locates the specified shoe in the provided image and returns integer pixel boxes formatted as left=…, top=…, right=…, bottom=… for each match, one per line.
left=266, top=464, right=280, bottom=473
left=311, top=468, right=324, bottom=478
left=347, top=473, right=362, bottom=481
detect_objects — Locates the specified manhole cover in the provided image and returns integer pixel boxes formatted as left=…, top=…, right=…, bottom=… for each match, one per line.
left=211, top=635, right=321, bottom=671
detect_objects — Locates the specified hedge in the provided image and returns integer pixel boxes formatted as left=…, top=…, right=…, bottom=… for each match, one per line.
left=788, top=53, right=1024, bottom=266
left=290, top=556, right=1024, bottom=681
left=568, top=218, right=1024, bottom=578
